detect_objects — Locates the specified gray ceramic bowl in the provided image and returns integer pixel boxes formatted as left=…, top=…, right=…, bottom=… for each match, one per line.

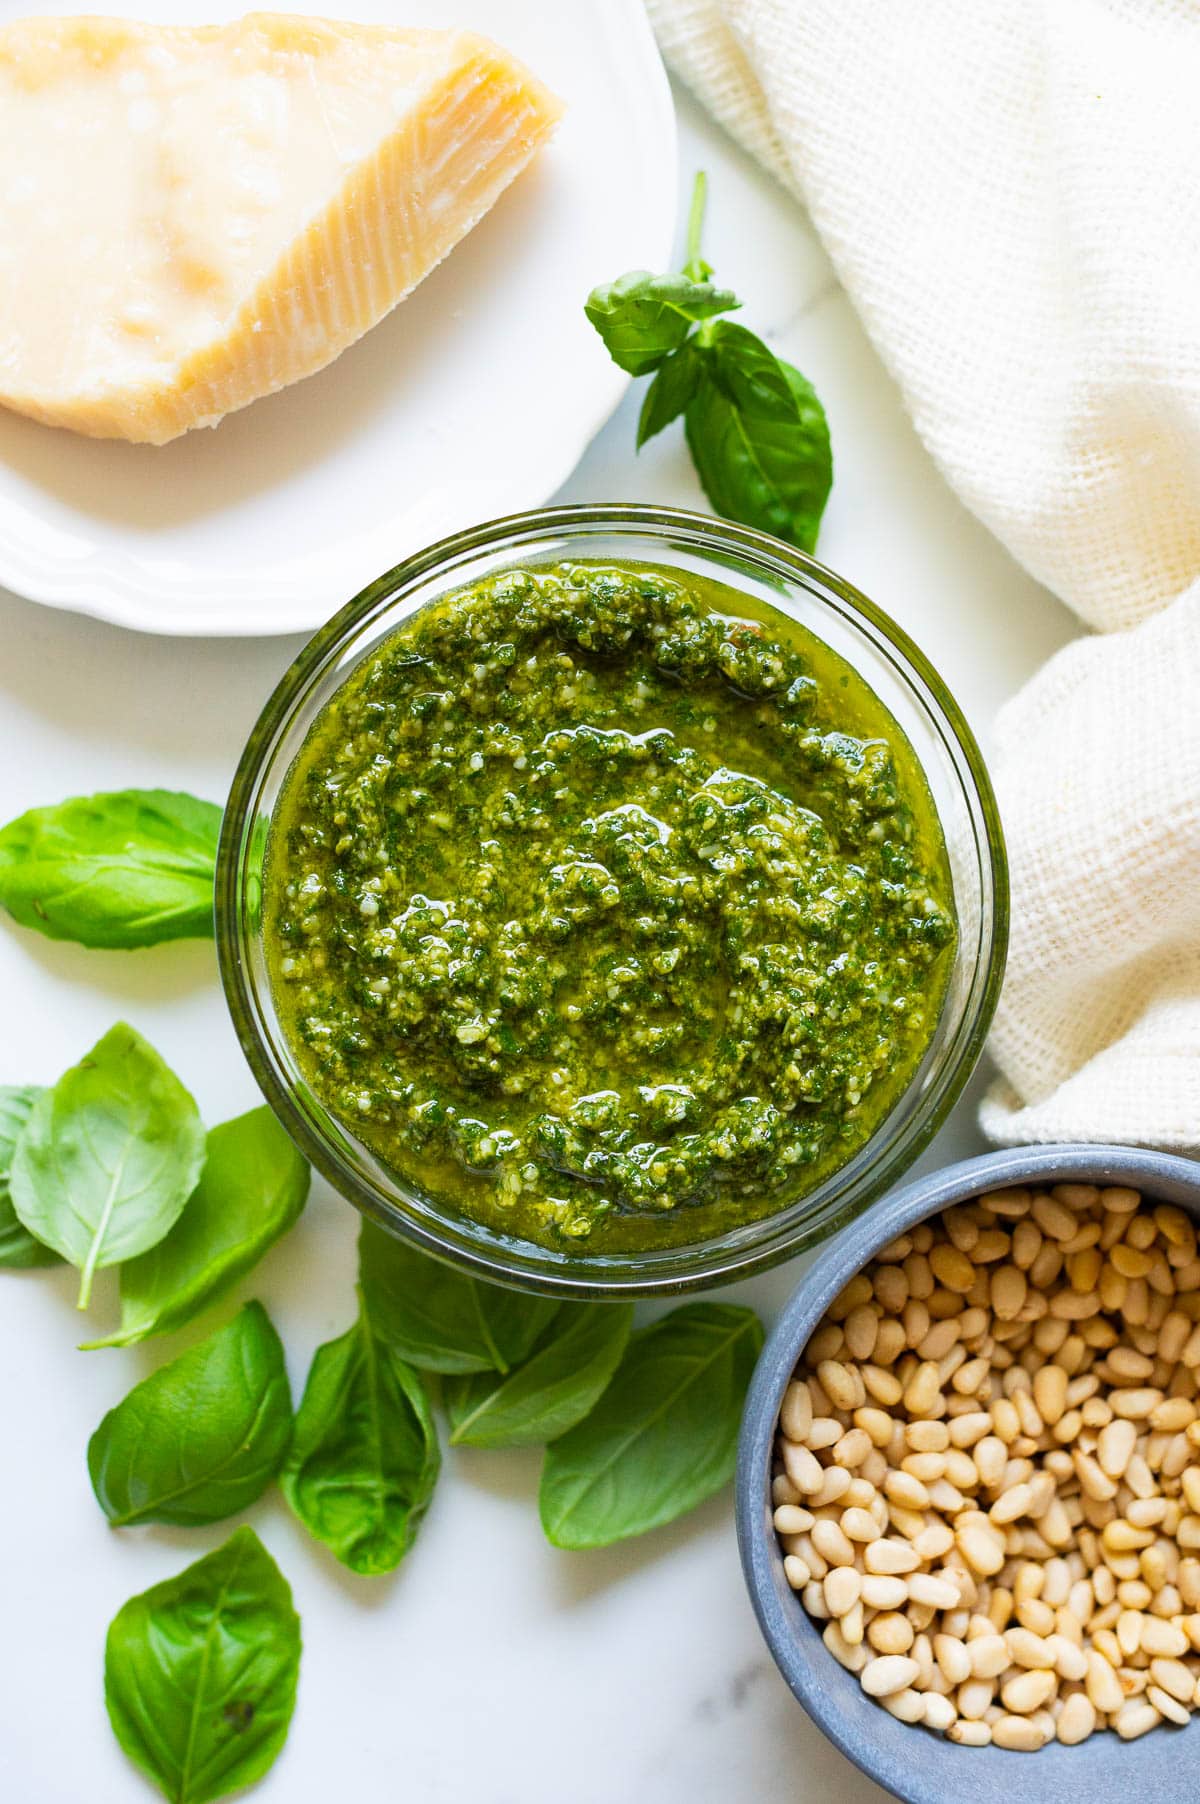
left=736, top=1142, right=1200, bottom=1804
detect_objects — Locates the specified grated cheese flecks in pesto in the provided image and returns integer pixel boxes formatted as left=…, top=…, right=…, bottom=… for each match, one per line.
left=265, top=561, right=955, bottom=1252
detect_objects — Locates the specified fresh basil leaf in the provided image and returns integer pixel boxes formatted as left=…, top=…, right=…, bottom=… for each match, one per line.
left=684, top=321, right=833, bottom=552
left=359, top=1220, right=559, bottom=1375
left=10, top=1022, right=205, bottom=1308
left=88, top=1298, right=290, bottom=1522
left=281, top=1294, right=439, bottom=1575
left=539, top=1301, right=763, bottom=1549
left=446, top=1301, right=633, bottom=1449
left=0, top=1085, right=59, bottom=1268
left=82, top=1106, right=309, bottom=1349
left=636, top=338, right=704, bottom=449
left=585, top=270, right=739, bottom=376
left=105, top=1525, right=300, bottom=1804
left=0, top=788, right=222, bottom=950
left=87, top=1301, right=292, bottom=1527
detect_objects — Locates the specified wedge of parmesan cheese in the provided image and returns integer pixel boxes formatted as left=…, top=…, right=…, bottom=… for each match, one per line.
left=0, top=13, right=562, bottom=443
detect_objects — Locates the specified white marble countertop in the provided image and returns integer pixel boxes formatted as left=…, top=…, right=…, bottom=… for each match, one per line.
left=0, top=87, right=1080, bottom=1804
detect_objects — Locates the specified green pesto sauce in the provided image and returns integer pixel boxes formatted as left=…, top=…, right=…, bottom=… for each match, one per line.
left=265, top=560, right=955, bottom=1252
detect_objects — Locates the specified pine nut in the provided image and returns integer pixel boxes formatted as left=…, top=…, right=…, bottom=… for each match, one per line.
left=885, top=1470, right=930, bottom=1510
left=1004, top=1626, right=1053, bottom=1670
left=948, top=1411, right=992, bottom=1449
left=1146, top=1686, right=1190, bottom=1726
left=1111, top=1244, right=1152, bottom=1279
left=907, top=1416, right=950, bottom=1452
left=1110, top=1387, right=1163, bottom=1420
left=773, top=1505, right=815, bottom=1534
left=991, top=1266, right=1027, bottom=1322
left=922, top=1693, right=957, bottom=1733
left=1107, top=1345, right=1154, bottom=1381
left=1056, top=1692, right=1096, bottom=1745
left=957, top=1678, right=995, bottom=1719
left=868, top=1612, right=915, bottom=1656
left=864, top=1538, right=920, bottom=1575
left=992, top=1714, right=1048, bottom=1751
left=907, top=1573, right=959, bottom=1610
left=841, top=1601, right=865, bottom=1646
left=783, top=1554, right=811, bottom=1590
left=858, top=1577, right=905, bottom=1612
left=812, top=1466, right=853, bottom=1509
left=953, top=1358, right=990, bottom=1397
left=1001, top=1668, right=1056, bottom=1715
left=1148, top=1657, right=1193, bottom=1703
left=1032, top=1365, right=1068, bottom=1426
left=957, top=1522, right=1005, bottom=1576
left=881, top=1688, right=926, bottom=1724
left=1115, top=1700, right=1162, bottom=1740
left=780, top=1380, right=814, bottom=1443
left=1015, top=1599, right=1056, bottom=1638
left=818, top=1360, right=862, bottom=1413
left=1074, top=1450, right=1117, bottom=1502
left=808, top=1417, right=842, bottom=1450
left=823, top=1619, right=868, bottom=1673
left=944, top=1449, right=979, bottom=1491
left=904, top=1362, right=942, bottom=1418
left=832, top=1428, right=872, bottom=1468
left=840, top=1506, right=881, bottom=1544
left=861, top=1655, right=921, bottom=1698
left=854, top=1406, right=894, bottom=1449
left=1100, top=1186, right=1140, bottom=1214
left=991, top=1482, right=1034, bottom=1525
left=919, top=1319, right=960, bottom=1362
left=1052, top=1640, right=1089, bottom=1685
left=948, top=1719, right=992, bottom=1745
left=931, top=1244, right=976, bottom=1294
left=1151, top=1397, right=1196, bottom=1433
left=802, top=1581, right=830, bottom=1619
left=912, top=1521, right=955, bottom=1562
left=862, top=1363, right=904, bottom=1405
left=1085, top=1650, right=1125, bottom=1714
left=1140, top=1618, right=1188, bottom=1658
left=823, top=1566, right=861, bottom=1618
left=1033, top=1194, right=1078, bottom=1241
left=962, top=1634, right=1007, bottom=1679
left=781, top=1441, right=823, bottom=1494
left=933, top=1633, right=971, bottom=1685
left=844, top=1306, right=879, bottom=1362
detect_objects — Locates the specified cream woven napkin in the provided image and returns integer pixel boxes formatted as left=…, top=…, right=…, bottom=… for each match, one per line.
left=646, top=0, right=1200, bottom=1150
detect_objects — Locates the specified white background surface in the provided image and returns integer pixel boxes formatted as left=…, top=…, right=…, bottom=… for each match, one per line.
left=0, top=84, right=1080, bottom=1804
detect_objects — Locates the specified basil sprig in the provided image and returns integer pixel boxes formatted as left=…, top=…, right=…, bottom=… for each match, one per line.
left=0, top=788, right=222, bottom=950
left=586, top=172, right=832, bottom=553
left=9, top=1022, right=206, bottom=1308
left=105, top=1527, right=300, bottom=1804
left=585, top=270, right=739, bottom=375
left=282, top=1290, right=440, bottom=1575
left=539, top=1302, right=763, bottom=1549
left=83, top=1106, right=310, bottom=1349
left=88, top=1301, right=293, bottom=1527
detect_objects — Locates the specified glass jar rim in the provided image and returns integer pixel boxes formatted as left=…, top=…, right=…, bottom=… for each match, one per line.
left=216, top=503, right=1009, bottom=1296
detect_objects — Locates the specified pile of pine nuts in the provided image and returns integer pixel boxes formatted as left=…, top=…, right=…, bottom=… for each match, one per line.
left=772, top=1184, right=1200, bottom=1750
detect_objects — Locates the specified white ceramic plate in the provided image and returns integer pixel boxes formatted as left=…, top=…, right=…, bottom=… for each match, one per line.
left=0, top=0, right=675, bottom=635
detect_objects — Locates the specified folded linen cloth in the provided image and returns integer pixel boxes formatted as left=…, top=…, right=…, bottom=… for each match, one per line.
left=646, top=0, right=1200, bottom=1149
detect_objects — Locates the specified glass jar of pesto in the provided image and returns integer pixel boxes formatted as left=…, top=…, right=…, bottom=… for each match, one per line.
left=218, top=506, right=1007, bottom=1296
